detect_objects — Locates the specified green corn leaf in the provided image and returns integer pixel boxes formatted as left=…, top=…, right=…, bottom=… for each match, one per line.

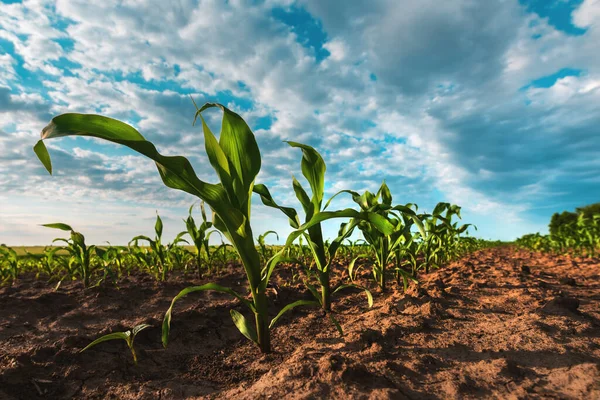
left=155, top=214, right=163, bottom=238
left=197, top=103, right=261, bottom=206
left=287, top=141, right=325, bottom=207
left=305, top=281, right=321, bottom=305
left=80, top=332, right=130, bottom=353
left=253, top=184, right=300, bottom=228
left=323, top=189, right=360, bottom=211
left=200, top=116, right=236, bottom=203
left=291, top=176, right=313, bottom=218
left=131, top=324, right=151, bottom=338
left=42, top=223, right=74, bottom=232
left=378, top=182, right=393, bottom=206
left=162, top=283, right=255, bottom=348
left=35, top=111, right=248, bottom=238
left=348, top=254, right=367, bottom=282
left=33, top=140, right=52, bottom=174
left=230, top=309, right=258, bottom=343
left=332, top=283, right=374, bottom=308
left=328, top=314, right=344, bottom=336
left=260, top=250, right=299, bottom=290
left=269, top=300, right=320, bottom=329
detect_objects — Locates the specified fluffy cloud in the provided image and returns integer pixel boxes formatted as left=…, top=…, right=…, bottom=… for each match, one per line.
left=0, top=0, right=598, bottom=244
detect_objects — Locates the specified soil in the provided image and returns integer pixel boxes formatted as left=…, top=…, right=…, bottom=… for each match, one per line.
left=1, top=246, right=599, bottom=399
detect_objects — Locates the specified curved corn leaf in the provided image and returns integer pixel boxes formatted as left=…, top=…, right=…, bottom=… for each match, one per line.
left=230, top=309, right=258, bottom=344
left=162, top=283, right=254, bottom=348
left=332, top=283, right=373, bottom=308
left=328, top=314, right=343, bottom=336
left=80, top=332, right=130, bottom=353
left=348, top=253, right=368, bottom=282
left=131, top=324, right=151, bottom=338
left=253, top=184, right=300, bottom=228
left=42, top=223, right=73, bottom=232
left=292, top=176, right=313, bottom=217
left=287, top=141, right=325, bottom=208
left=34, top=110, right=248, bottom=239
left=33, top=140, right=52, bottom=174
left=269, top=299, right=320, bottom=329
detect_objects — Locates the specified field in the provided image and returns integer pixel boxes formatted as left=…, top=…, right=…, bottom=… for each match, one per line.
left=1, top=103, right=599, bottom=399
left=0, top=246, right=599, bottom=399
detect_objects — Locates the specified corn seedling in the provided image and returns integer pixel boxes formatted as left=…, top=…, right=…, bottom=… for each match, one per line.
left=257, top=230, right=279, bottom=262
left=42, top=224, right=100, bottom=287
left=327, top=182, right=425, bottom=291
left=0, top=246, right=19, bottom=283
left=130, top=214, right=188, bottom=281
left=80, top=324, right=151, bottom=365
left=255, top=143, right=394, bottom=311
left=184, top=202, right=218, bottom=276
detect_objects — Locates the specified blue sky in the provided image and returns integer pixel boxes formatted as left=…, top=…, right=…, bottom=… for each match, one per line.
left=0, top=0, right=599, bottom=245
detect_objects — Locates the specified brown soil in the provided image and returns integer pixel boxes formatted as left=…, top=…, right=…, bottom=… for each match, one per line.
left=1, top=246, right=599, bottom=399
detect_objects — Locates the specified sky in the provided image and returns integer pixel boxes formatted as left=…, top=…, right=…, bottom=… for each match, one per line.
left=0, top=0, right=599, bottom=246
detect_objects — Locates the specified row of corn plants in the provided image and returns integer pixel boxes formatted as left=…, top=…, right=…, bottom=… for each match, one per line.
left=27, top=102, right=488, bottom=353
left=516, top=211, right=600, bottom=257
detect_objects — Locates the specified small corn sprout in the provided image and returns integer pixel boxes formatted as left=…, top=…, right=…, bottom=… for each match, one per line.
left=80, top=324, right=151, bottom=365
left=42, top=223, right=99, bottom=287
left=184, top=202, right=219, bottom=276
left=0, top=246, right=19, bottom=283
left=130, top=214, right=188, bottom=281
left=257, top=230, right=278, bottom=262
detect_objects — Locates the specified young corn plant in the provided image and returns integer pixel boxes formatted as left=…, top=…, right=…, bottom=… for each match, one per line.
left=130, top=214, right=188, bottom=281
left=0, top=246, right=19, bottom=283
left=33, top=102, right=358, bottom=353
left=326, top=182, right=425, bottom=291
left=42, top=224, right=99, bottom=287
left=81, top=324, right=151, bottom=365
left=257, top=230, right=279, bottom=262
left=254, top=143, right=394, bottom=312
left=184, top=202, right=218, bottom=277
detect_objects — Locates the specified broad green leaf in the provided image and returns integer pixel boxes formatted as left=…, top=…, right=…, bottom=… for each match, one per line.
left=42, top=223, right=73, bottom=232
left=155, top=214, right=163, bottom=238
left=230, top=310, right=258, bottom=344
left=35, top=112, right=249, bottom=236
left=287, top=141, right=325, bottom=207
left=33, top=140, right=52, bottom=174
left=378, top=182, right=392, bottom=206
left=253, top=184, right=300, bottom=228
left=292, top=176, right=313, bottom=218
left=198, top=103, right=261, bottom=203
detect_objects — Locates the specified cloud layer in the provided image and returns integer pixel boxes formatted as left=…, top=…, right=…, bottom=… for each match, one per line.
left=1, top=0, right=599, bottom=245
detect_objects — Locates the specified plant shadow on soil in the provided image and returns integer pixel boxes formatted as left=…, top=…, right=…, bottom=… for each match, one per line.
left=1, top=247, right=600, bottom=399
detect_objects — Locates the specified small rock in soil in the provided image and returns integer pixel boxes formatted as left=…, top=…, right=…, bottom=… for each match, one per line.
left=540, top=296, right=580, bottom=315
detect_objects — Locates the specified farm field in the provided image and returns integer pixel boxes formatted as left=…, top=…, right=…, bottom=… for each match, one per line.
left=1, top=246, right=599, bottom=399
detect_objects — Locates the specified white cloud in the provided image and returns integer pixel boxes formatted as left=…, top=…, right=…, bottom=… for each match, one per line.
left=0, top=0, right=599, bottom=244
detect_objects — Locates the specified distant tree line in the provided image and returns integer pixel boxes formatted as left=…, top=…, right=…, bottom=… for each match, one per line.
left=549, top=203, right=600, bottom=237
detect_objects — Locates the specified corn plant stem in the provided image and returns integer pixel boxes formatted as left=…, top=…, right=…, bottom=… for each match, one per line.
left=229, top=226, right=271, bottom=353
left=252, top=289, right=271, bottom=353
left=318, top=270, right=331, bottom=311
left=308, top=224, right=332, bottom=311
